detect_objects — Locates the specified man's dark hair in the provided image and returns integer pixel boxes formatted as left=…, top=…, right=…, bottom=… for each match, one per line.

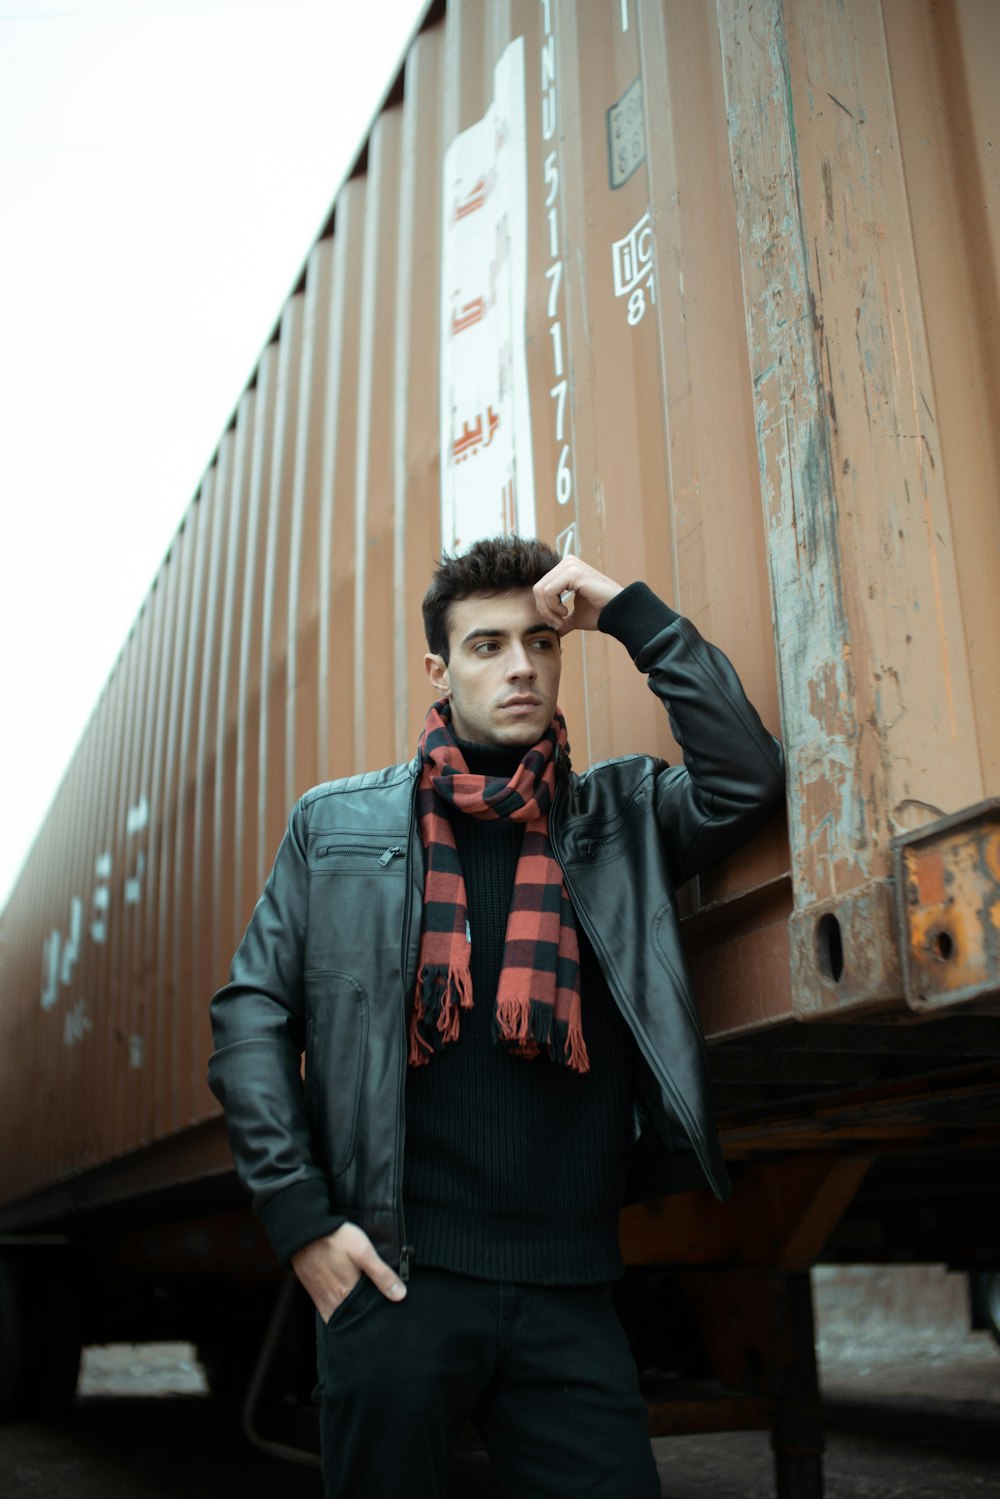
left=423, top=535, right=560, bottom=661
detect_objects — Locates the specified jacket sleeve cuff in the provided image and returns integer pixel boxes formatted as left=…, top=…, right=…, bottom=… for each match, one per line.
left=598, top=581, right=680, bottom=661
left=256, top=1176, right=347, bottom=1267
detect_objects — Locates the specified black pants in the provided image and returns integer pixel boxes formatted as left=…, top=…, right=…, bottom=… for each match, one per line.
left=314, top=1267, right=659, bottom=1498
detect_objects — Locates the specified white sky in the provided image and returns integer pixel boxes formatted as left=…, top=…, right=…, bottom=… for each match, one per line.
left=0, top=0, right=425, bottom=912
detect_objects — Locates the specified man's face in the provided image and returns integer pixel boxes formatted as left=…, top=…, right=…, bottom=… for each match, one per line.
left=424, top=588, right=562, bottom=748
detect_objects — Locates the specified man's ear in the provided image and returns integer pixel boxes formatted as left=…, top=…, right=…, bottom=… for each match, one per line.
left=424, top=652, right=450, bottom=697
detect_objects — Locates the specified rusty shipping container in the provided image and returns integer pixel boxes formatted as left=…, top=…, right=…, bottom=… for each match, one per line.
left=1, top=0, right=998, bottom=1485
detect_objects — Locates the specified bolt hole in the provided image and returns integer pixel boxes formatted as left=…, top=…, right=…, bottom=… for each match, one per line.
left=816, top=914, right=844, bottom=983
left=931, top=930, right=954, bottom=962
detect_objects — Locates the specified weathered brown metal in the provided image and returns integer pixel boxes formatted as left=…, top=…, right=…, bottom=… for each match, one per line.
left=1, top=0, right=998, bottom=1227
left=720, top=0, right=1000, bottom=1017
left=0, top=1118, right=234, bottom=1234
left=620, top=1156, right=872, bottom=1270
left=717, top=1061, right=1000, bottom=1156
left=894, top=800, right=1000, bottom=1012
left=643, top=1391, right=775, bottom=1439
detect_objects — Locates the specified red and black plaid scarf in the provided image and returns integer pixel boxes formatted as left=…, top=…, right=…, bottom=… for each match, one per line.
left=408, top=700, right=589, bottom=1075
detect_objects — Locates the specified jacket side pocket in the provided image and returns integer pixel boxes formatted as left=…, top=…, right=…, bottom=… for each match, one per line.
left=304, top=972, right=369, bottom=1177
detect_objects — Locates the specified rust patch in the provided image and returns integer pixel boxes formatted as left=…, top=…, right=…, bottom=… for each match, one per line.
left=915, top=846, right=947, bottom=909
left=895, top=800, right=1000, bottom=1010
left=986, top=830, right=1000, bottom=887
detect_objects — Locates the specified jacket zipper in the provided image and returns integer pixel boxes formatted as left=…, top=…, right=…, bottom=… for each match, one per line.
left=394, top=774, right=420, bottom=1280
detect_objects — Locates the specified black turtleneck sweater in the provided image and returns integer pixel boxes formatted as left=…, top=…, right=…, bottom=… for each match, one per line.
left=402, top=740, right=637, bottom=1285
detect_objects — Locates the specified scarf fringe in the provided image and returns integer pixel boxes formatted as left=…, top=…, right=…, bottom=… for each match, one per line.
left=409, top=963, right=474, bottom=1066
left=494, top=996, right=591, bottom=1075
left=564, top=1015, right=590, bottom=1074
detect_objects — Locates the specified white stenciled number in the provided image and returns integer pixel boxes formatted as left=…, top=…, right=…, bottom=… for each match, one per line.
left=90, top=852, right=112, bottom=943
left=60, top=897, right=83, bottom=987
left=555, top=522, right=577, bottom=559
left=36, top=791, right=150, bottom=1021
left=626, top=273, right=656, bottom=325
left=540, top=0, right=574, bottom=518
left=550, top=379, right=568, bottom=441
left=543, top=149, right=559, bottom=208
left=544, top=259, right=562, bottom=319
left=125, top=794, right=149, bottom=905
left=556, top=445, right=573, bottom=505
left=64, top=998, right=93, bottom=1048
left=549, top=321, right=563, bottom=377
left=41, top=932, right=61, bottom=1011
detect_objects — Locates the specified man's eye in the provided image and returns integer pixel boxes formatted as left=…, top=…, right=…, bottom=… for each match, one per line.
left=474, top=641, right=500, bottom=655
left=531, top=638, right=553, bottom=649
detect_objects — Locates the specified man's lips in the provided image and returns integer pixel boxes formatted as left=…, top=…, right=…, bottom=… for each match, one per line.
left=500, top=696, right=541, bottom=711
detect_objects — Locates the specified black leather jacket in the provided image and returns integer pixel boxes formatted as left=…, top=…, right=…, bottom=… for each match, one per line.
left=208, top=605, right=785, bottom=1269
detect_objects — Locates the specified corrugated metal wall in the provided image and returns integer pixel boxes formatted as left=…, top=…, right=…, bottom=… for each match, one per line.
left=1, top=0, right=997, bottom=1210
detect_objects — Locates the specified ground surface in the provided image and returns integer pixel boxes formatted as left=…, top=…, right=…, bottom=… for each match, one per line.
left=0, top=1267, right=997, bottom=1497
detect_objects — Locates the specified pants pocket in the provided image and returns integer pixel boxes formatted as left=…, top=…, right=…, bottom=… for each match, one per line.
left=315, top=1275, right=385, bottom=1404
left=324, top=1274, right=369, bottom=1329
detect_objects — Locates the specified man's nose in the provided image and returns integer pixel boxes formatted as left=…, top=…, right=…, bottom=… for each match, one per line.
left=506, top=644, right=537, bottom=679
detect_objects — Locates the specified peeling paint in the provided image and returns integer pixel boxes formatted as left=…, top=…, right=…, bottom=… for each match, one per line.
left=725, top=0, right=864, bottom=908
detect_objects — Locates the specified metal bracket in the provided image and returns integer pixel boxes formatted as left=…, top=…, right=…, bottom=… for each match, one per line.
left=787, top=878, right=902, bottom=1018
left=892, top=798, right=1000, bottom=1013
left=784, top=800, right=1000, bottom=1020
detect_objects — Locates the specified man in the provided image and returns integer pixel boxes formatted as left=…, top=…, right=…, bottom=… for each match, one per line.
left=209, top=537, right=784, bottom=1497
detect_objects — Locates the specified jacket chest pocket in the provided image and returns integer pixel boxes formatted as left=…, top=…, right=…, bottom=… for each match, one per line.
left=563, top=821, right=630, bottom=866
left=310, top=837, right=406, bottom=873
left=304, top=972, right=369, bottom=1177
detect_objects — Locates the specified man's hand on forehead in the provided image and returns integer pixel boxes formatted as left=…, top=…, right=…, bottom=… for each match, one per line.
left=533, top=557, right=624, bottom=636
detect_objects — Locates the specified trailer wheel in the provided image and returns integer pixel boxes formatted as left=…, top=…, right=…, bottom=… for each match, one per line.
left=197, top=1315, right=272, bottom=1403
left=0, top=1252, right=81, bottom=1418
left=0, top=1257, right=30, bottom=1420
left=197, top=1335, right=253, bottom=1402
left=971, top=1271, right=1000, bottom=1350
left=21, top=1263, right=82, bottom=1415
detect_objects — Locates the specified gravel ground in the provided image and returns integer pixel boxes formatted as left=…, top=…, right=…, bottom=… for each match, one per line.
left=648, top=1338, right=999, bottom=1499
